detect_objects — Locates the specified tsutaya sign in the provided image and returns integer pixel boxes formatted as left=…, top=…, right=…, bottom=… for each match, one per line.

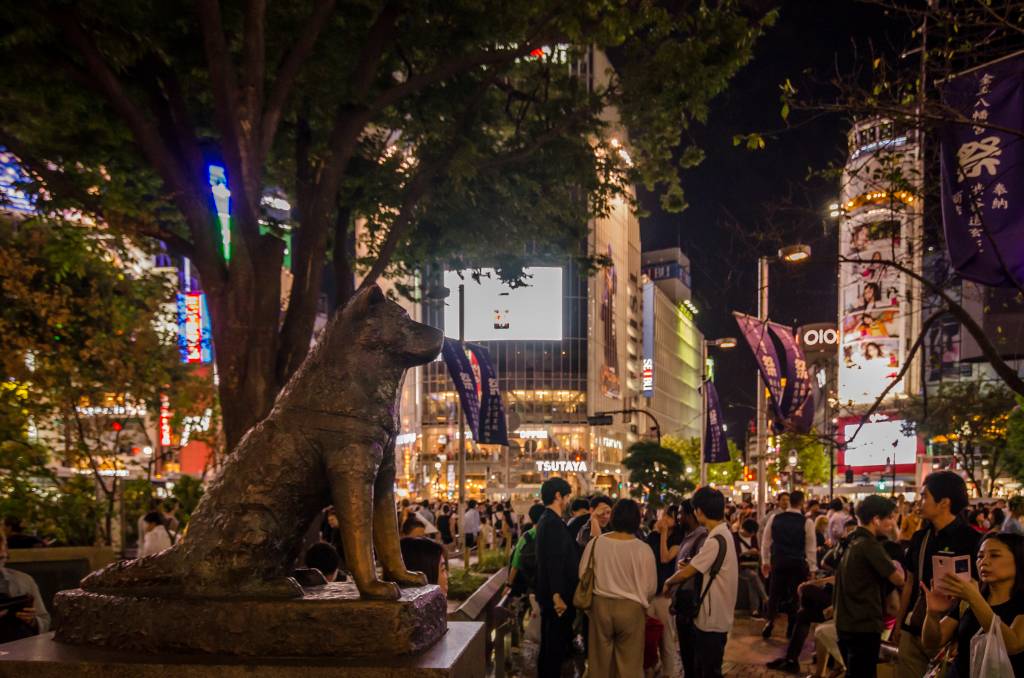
left=535, top=460, right=589, bottom=473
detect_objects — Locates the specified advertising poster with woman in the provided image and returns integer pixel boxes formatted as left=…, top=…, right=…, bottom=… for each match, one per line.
left=839, top=217, right=907, bottom=403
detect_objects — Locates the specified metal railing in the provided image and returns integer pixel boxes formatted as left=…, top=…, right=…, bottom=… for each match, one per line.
left=449, top=567, right=526, bottom=678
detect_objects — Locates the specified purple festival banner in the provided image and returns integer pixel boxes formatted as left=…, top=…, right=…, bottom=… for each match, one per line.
left=733, top=312, right=787, bottom=424
left=940, top=53, right=1024, bottom=288
left=441, top=338, right=480, bottom=438
left=704, top=381, right=730, bottom=464
left=466, top=343, right=509, bottom=446
left=767, top=321, right=813, bottom=433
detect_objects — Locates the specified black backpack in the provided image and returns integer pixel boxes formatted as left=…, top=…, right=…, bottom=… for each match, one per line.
left=673, top=534, right=728, bottom=624
left=510, top=530, right=539, bottom=595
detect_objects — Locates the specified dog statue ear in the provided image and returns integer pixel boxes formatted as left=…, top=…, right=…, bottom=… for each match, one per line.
left=348, top=284, right=386, bottom=316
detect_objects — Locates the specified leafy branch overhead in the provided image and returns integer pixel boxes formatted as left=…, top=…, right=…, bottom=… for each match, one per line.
left=0, top=1, right=773, bottom=450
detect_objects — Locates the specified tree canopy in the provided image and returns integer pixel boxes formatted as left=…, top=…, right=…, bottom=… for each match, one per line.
left=622, top=440, right=694, bottom=508
left=896, top=380, right=1017, bottom=496
left=0, top=1, right=774, bottom=449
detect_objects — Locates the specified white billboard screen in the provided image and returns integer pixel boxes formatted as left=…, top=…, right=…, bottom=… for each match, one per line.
left=444, top=267, right=562, bottom=341
left=843, top=419, right=916, bottom=467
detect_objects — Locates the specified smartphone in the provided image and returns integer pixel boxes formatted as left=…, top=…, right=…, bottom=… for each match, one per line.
left=933, top=554, right=971, bottom=592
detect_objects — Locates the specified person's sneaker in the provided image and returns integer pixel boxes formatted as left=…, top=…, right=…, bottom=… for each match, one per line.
left=751, top=608, right=766, bottom=619
left=766, top=659, right=800, bottom=674
left=761, top=621, right=775, bottom=639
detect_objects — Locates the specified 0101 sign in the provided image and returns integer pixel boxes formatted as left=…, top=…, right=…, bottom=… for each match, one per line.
left=802, top=327, right=839, bottom=347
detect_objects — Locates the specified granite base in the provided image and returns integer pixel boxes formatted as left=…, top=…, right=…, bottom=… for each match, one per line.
left=0, top=622, right=485, bottom=678
left=52, top=581, right=446, bottom=657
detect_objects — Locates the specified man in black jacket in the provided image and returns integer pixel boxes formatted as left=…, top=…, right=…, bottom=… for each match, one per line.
left=535, top=477, right=578, bottom=678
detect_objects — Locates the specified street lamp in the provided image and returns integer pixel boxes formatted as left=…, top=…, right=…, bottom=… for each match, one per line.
left=426, top=283, right=469, bottom=565
left=700, top=337, right=737, bottom=486
left=755, top=245, right=812, bottom=522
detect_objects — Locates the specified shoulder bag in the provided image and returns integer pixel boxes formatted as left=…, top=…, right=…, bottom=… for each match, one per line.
left=573, top=534, right=602, bottom=611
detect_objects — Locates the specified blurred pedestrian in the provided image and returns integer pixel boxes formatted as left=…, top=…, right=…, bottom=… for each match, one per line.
left=535, top=478, right=578, bottom=678
left=140, top=511, right=173, bottom=557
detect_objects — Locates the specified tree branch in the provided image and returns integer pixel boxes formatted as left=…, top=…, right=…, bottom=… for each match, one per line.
left=49, top=10, right=226, bottom=291
left=260, top=0, right=336, bottom=160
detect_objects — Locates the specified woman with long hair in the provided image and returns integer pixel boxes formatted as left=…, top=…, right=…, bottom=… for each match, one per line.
left=579, top=498, right=657, bottom=677
left=921, top=532, right=1024, bottom=676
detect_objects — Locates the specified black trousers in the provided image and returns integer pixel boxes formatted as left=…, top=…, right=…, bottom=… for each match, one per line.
left=693, top=628, right=728, bottom=678
left=783, top=584, right=832, bottom=661
left=676, top=618, right=698, bottom=678
left=538, top=606, right=575, bottom=678
left=767, top=558, right=809, bottom=627
left=838, top=630, right=881, bottom=678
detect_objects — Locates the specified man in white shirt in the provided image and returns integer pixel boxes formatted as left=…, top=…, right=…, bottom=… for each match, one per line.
left=0, top=531, right=51, bottom=642
left=665, top=486, right=737, bottom=678
left=760, top=490, right=817, bottom=639
left=462, top=500, right=481, bottom=549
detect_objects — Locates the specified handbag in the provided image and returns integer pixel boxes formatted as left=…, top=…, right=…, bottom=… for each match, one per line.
left=573, top=534, right=601, bottom=611
left=970, top=616, right=1014, bottom=678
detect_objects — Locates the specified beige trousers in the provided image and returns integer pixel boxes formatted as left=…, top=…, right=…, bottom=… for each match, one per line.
left=588, top=594, right=646, bottom=678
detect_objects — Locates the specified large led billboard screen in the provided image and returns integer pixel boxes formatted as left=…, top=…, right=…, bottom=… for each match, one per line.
left=842, top=419, right=917, bottom=469
left=444, top=267, right=563, bottom=341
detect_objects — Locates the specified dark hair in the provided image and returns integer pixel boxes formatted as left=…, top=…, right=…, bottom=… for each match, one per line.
left=3, top=517, right=22, bottom=531
left=978, top=533, right=1024, bottom=600
left=589, top=495, right=614, bottom=510
left=856, top=495, right=896, bottom=524
left=610, top=499, right=642, bottom=534
left=442, top=504, right=451, bottom=515
left=969, top=509, right=985, bottom=526
left=143, top=511, right=164, bottom=526
left=421, top=500, right=430, bottom=508
left=807, top=500, right=820, bottom=510
left=305, top=542, right=340, bottom=577
left=541, top=478, right=571, bottom=505
left=400, top=537, right=444, bottom=585
left=467, top=499, right=478, bottom=509
left=401, top=515, right=423, bottom=535
left=864, top=282, right=881, bottom=301
left=992, top=508, right=1006, bottom=528
left=692, top=487, right=725, bottom=521
left=741, top=518, right=759, bottom=534
left=777, top=492, right=790, bottom=500
left=844, top=518, right=858, bottom=528
left=830, top=499, right=844, bottom=512
left=528, top=503, right=546, bottom=525
left=571, top=498, right=591, bottom=513
left=790, top=490, right=805, bottom=508
left=679, top=499, right=696, bottom=517
left=923, top=471, right=970, bottom=515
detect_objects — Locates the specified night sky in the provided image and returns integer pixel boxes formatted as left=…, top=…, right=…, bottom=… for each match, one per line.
left=639, top=0, right=907, bottom=443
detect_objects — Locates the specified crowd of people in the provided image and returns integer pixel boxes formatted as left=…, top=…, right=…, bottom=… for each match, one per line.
left=472, top=474, right=1024, bottom=678
left=6, top=474, right=1024, bottom=678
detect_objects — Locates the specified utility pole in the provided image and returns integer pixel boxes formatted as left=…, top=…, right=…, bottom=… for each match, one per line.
left=756, top=256, right=769, bottom=523
left=456, top=283, right=467, bottom=568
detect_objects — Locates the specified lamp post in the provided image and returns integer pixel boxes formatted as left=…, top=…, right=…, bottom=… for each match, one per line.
left=756, top=244, right=812, bottom=522
left=700, top=337, right=737, bottom=486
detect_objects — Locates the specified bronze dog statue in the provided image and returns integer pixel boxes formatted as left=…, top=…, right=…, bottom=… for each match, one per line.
left=81, top=285, right=443, bottom=600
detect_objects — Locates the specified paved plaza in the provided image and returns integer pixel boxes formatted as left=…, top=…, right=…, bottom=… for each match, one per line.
left=507, top=613, right=898, bottom=677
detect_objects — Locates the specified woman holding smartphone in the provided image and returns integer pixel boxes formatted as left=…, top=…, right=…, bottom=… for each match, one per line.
left=921, top=533, right=1024, bottom=676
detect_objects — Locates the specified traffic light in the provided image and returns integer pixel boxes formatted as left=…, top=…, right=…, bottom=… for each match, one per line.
left=587, top=414, right=614, bottom=426
left=845, top=467, right=854, bottom=484
left=877, top=479, right=888, bottom=492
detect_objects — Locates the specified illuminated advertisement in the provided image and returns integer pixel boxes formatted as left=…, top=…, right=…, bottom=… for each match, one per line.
left=600, top=246, right=621, bottom=398
left=839, top=417, right=918, bottom=471
left=443, top=267, right=562, bottom=341
left=641, top=280, right=654, bottom=397
left=177, top=292, right=213, bottom=364
left=838, top=118, right=917, bottom=405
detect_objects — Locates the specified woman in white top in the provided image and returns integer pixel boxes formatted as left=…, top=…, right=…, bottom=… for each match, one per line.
left=141, top=511, right=173, bottom=557
left=579, top=498, right=658, bottom=678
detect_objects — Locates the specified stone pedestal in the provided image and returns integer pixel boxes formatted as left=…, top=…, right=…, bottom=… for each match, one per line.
left=53, top=581, right=446, bottom=657
left=0, top=622, right=485, bottom=678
